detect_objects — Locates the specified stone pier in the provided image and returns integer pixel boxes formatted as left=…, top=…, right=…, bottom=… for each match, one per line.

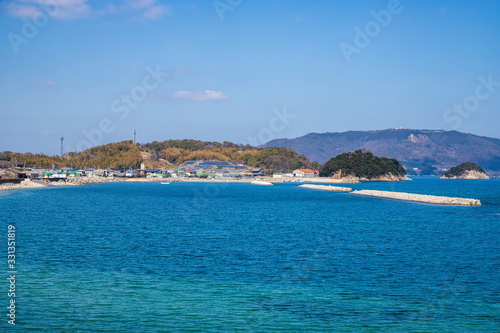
left=299, top=184, right=353, bottom=192
left=351, top=190, right=481, bottom=206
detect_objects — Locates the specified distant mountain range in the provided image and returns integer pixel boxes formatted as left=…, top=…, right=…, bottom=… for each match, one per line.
left=262, top=129, right=500, bottom=175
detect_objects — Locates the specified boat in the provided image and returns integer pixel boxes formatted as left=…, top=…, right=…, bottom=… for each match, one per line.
left=160, top=182, right=172, bottom=184
left=251, top=180, right=273, bottom=186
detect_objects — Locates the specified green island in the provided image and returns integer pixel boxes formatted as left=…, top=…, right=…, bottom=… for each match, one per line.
left=320, top=149, right=408, bottom=180
left=441, top=162, right=489, bottom=179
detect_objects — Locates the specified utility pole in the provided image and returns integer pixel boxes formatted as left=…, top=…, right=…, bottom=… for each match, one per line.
left=60, top=137, right=64, bottom=157
left=134, top=129, right=136, bottom=144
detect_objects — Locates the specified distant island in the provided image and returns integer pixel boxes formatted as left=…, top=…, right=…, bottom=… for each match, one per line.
left=441, top=162, right=489, bottom=179
left=320, top=149, right=409, bottom=181
left=262, top=129, right=500, bottom=176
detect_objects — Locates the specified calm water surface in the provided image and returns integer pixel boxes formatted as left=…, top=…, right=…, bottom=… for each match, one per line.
left=1, top=178, right=499, bottom=332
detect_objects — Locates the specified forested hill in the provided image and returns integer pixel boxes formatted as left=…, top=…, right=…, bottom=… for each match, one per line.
left=320, top=149, right=406, bottom=179
left=262, top=129, right=500, bottom=175
left=0, top=141, right=142, bottom=170
left=0, top=139, right=317, bottom=173
left=442, top=162, right=486, bottom=178
left=138, top=139, right=318, bottom=173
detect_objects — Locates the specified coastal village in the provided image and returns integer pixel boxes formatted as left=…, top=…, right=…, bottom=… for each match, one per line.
left=0, top=159, right=327, bottom=190
left=0, top=158, right=488, bottom=206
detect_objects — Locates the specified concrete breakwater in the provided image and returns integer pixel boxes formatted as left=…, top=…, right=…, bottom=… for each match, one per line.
left=65, top=176, right=123, bottom=184
left=299, top=184, right=352, bottom=192
left=300, top=177, right=360, bottom=184
left=351, top=190, right=481, bottom=206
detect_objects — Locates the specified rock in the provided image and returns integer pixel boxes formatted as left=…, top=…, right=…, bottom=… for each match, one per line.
left=441, top=169, right=489, bottom=180
left=441, top=162, right=489, bottom=179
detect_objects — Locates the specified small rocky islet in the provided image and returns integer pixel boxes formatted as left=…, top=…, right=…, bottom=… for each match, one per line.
left=441, top=162, right=489, bottom=179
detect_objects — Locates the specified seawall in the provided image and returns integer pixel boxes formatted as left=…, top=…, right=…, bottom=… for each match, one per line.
left=299, top=184, right=352, bottom=192
left=351, top=190, right=481, bottom=206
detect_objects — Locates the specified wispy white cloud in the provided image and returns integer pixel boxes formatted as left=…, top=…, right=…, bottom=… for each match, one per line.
left=34, top=80, right=58, bottom=86
left=7, top=3, right=40, bottom=18
left=6, top=0, right=171, bottom=20
left=7, top=0, right=92, bottom=20
left=141, top=5, right=170, bottom=20
left=127, top=0, right=156, bottom=10
left=171, top=90, right=229, bottom=102
left=126, top=0, right=171, bottom=20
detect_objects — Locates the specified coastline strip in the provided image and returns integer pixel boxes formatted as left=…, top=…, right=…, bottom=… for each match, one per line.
left=299, top=184, right=352, bottom=192
left=351, top=190, right=481, bottom=206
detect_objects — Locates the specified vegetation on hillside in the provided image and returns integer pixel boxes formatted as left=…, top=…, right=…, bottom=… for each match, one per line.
left=0, top=151, right=64, bottom=169
left=0, top=141, right=142, bottom=170
left=442, top=162, right=486, bottom=177
left=140, top=139, right=317, bottom=174
left=1, top=139, right=317, bottom=173
left=320, top=149, right=406, bottom=179
left=65, top=141, right=142, bottom=170
left=243, top=147, right=320, bottom=174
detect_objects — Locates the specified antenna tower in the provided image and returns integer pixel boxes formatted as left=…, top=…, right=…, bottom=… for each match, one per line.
left=60, top=137, right=64, bottom=157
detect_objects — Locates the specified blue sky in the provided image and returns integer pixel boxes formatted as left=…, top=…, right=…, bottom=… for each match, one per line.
left=1, top=0, right=499, bottom=155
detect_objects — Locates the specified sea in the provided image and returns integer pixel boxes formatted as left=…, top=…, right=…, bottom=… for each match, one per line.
left=1, top=177, right=499, bottom=332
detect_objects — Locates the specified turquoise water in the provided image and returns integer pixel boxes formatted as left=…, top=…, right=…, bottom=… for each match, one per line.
left=1, top=178, right=499, bottom=332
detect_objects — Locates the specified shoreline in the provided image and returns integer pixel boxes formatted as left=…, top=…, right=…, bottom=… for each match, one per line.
left=0, top=175, right=459, bottom=192
left=0, top=178, right=484, bottom=206
left=124, top=177, right=360, bottom=184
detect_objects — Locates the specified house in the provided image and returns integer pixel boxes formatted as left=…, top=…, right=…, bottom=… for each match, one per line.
left=170, top=172, right=187, bottom=179
left=251, top=168, right=265, bottom=177
left=83, top=168, right=96, bottom=176
left=174, top=160, right=254, bottom=179
left=292, top=169, right=319, bottom=178
left=146, top=172, right=167, bottom=179
left=196, top=172, right=209, bottom=179
left=0, top=168, right=27, bottom=184
left=94, top=169, right=111, bottom=177
left=26, top=169, right=46, bottom=179
left=140, top=169, right=160, bottom=176
left=184, top=169, right=197, bottom=177
left=0, top=168, right=27, bottom=179
left=221, top=171, right=242, bottom=178
left=178, top=160, right=247, bottom=172
left=44, top=171, right=67, bottom=180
